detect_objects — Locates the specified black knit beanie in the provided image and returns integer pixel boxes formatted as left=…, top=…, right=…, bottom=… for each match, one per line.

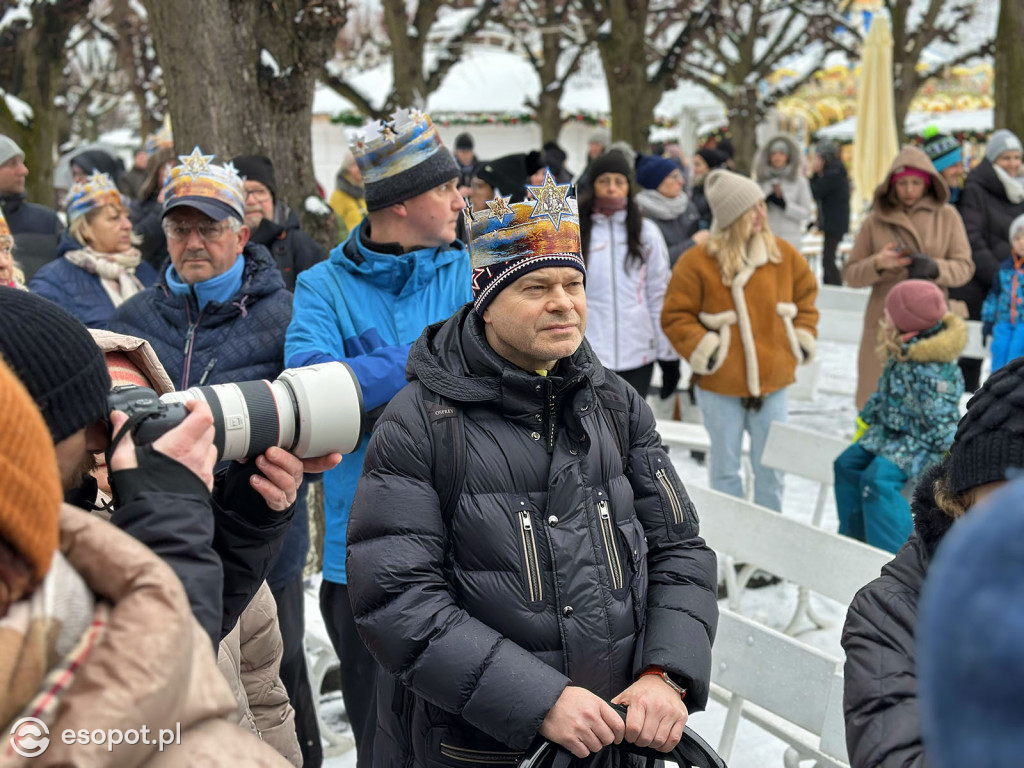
left=231, top=155, right=277, bottom=201
left=587, top=149, right=633, bottom=183
left=949, top=356, right=1024, bottom=494
left=0, top=288, right=110, bottom=443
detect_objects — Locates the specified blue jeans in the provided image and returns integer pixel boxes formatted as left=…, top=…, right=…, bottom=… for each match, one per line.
left=696, top=386, right=787, bottom=512
left=833, top=444, right=912, bottom=553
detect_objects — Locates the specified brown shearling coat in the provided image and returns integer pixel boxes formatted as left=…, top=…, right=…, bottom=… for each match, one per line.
left=662, top=236, right=819, bottom=398
left=843, top=147, right=973, bottom=408
left=7, top=506, right=292, bottom=767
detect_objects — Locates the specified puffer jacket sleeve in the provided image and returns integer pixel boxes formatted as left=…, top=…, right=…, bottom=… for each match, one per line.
left=625, top=385, right=718, bottom=708
left=641, top=220, right=678, bottom=362
left=239, top=582, right=302, bottom=767
left=932, top=206, right=974, bottom=289
left=959, top=181, right=1006, bottom=290
left=841, top=570, right=925, bottom=768
left=347, top=386, right=571, bottom=748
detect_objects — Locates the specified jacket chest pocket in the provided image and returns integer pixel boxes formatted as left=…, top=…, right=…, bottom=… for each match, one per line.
left=618, top=516, right=650, bottom=631
left=513, top=498, right=545, bottom=610
left=597, top=497, right=627, bottom=595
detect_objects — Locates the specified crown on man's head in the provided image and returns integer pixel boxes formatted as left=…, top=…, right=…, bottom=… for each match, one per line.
left=468, top=171, right=584, bottom=313
left=162, top=147, right=246, bottom=221
left=352, top=108, right=447, bottom=184
left=67, top=172, right=125, bottom=225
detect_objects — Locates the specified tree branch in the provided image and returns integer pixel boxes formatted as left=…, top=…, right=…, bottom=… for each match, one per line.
left=320, top=68, right=387, bottom=119
left=424, top=0, right=500, bottom=94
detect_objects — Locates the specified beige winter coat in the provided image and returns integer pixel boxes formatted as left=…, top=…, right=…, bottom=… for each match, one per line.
left=843, top=147, right=973, bottom=408
left=217, top=582, right=302, bottom=766
left=2, top=506, right=292, bottom=766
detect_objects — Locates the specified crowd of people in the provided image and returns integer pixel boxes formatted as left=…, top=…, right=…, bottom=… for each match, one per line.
left=1, top=109, right=1024, bottom=768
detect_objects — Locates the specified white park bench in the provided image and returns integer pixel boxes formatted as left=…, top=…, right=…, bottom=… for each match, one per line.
left=710, top=609, right=850, bottom=768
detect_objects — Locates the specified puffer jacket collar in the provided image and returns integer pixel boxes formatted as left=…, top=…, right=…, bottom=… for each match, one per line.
left=154, top=241, right=283, bottom=322
left=904, top=313, right=967, bottom=363
left=56, top=232, right=85, bottom=259
left=409, top=305, right=605, bottom=433
left=334, top=220, right=466, bottom=298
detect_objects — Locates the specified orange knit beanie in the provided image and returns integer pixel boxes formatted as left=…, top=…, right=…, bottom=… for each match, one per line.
left=0, top=359, right=61, bottom=582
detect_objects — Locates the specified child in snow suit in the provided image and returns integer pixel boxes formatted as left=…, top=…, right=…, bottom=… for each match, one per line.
left=981, top=213, right=1024, bottom=372
left=834, top=279, right=966, bottom=552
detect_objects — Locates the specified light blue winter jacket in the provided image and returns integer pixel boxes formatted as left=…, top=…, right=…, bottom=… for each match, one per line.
left=284, top=222, right=471, bottom=582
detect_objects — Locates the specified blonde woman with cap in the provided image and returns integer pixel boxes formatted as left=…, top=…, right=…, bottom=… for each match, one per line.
left=29, top=171, right=156, bottom=329
left=662, top=169, right=818, bottom=512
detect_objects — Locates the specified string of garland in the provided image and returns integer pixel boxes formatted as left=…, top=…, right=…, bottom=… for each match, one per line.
left=329, top=110, right=679, bottom=129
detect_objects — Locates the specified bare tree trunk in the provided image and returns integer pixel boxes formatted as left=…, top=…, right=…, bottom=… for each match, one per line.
left=0, top=0, right=90, bottom=207
left=726, top=95, right=760, bottom=176
left=595, top=0, right=661, bottom=150
left=143, top=0, right=343, bottom=248
left=995, top=1, right=1024, bottom=139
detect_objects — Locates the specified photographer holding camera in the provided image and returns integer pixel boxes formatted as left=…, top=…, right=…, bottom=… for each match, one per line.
left=106, top=148, right=330, bottom=766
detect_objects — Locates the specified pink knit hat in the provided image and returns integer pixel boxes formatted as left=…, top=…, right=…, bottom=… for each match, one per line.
left=890, top=166, right=932, bottom=187
left=886, top=280, right=947, bottom=341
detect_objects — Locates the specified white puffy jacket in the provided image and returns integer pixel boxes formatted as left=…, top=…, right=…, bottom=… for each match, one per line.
left=583, top=210, right=678, bottom=371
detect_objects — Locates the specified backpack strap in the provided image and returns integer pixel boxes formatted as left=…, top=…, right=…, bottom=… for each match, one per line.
left=425, top=396, right=467, bottom=527
left=593, top=377, right=632, bottom=470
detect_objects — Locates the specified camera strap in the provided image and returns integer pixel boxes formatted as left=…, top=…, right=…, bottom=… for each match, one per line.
left=104, top=410, right=163, bottom=504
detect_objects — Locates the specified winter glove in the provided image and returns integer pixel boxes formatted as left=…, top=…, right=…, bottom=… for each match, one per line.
left=766, top=192, right=786, bottom=209
left=906, top=252, right=940, bottom=280
left=658, top=359, right=681, bottom=400
left=852, top=417, right=869, bottom=443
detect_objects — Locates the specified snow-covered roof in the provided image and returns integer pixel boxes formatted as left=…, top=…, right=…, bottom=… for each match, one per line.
left=314, top=45, right=723, bottom=119
left=815, top=109, right=994, bottom=140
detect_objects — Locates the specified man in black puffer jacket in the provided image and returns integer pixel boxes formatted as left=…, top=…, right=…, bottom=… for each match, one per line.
left=348, top=180, right=718, bottom=766
left=841, top=356, right=1024, bottom=768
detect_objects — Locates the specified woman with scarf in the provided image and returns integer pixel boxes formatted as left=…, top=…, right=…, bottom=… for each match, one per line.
left=952, top=129, right=1024, bottom=391
left=29, top=173, right=156, bottom=329
left=579, top=149, right=679, bottom=400
left=635, top=153, right=707, bottom=267
left=754, top=134, right=814, bottom=253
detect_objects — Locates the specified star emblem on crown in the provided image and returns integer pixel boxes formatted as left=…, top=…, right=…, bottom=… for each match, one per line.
left=409, top=108, right=426, bottom=124
left=526, top=171, right=573, bottom=229
left=389, top=107, right=412, bottom=128
left=222, top=161, right=242, bottom=183
left=379, top=122, right=398, bottom=144
left=484, top=195, right=514, bottom=224
left=85, top=171, right=115, bottom=190
left=178, top=147, right=215, bottom=180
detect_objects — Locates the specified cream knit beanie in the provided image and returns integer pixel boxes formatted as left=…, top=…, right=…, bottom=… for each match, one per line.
left=705, top=169, right=766, bottom=233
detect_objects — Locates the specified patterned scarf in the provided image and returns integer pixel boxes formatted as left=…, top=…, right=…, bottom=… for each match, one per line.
left=0, top=553, right=100, bottom=733
left=63, top=245, right=145, bottom=308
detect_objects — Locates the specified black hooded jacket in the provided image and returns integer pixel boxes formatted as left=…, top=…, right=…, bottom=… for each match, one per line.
left=248, top=202, right=327, bottom=292
left=841, top=462, right=956, bottom=768
left=347, top=306, right=718, bottom=766
left=950, top=159, right=1024, bottom=318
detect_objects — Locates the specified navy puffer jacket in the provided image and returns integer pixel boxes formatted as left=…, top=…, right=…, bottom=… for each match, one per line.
left=347, top=306, right=718, bottom=766
left=108, top=243, right=292, bottom=389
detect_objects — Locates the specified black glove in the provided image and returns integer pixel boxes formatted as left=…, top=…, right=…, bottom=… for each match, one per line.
left=766, top=192, right=786, bottom=209
left=658, top=359, right=681, bottom=400
left=906, top=252, right=939, bottom=280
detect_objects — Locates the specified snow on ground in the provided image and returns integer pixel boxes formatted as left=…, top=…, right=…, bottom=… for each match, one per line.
left=318, top=336, right=863, bottom=767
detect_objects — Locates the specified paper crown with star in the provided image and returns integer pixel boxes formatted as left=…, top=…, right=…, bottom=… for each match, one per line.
left=143, top=122, right=174, bottom=156
left=66, top=172, right=126, bottom=226
left=468, top=171, right=585, bottom=314
left=352, top=108, right=460, bottom=212
left=162, top=147, right=246, bottom=222
left=0, top=206, right=9, bottom=240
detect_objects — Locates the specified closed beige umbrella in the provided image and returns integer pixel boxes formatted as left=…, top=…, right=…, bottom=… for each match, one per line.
left=852, top=16, right=899, bottom=212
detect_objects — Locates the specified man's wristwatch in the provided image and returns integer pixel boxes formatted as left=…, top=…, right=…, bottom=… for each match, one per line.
left=639, top=667, right=686, bottom=699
